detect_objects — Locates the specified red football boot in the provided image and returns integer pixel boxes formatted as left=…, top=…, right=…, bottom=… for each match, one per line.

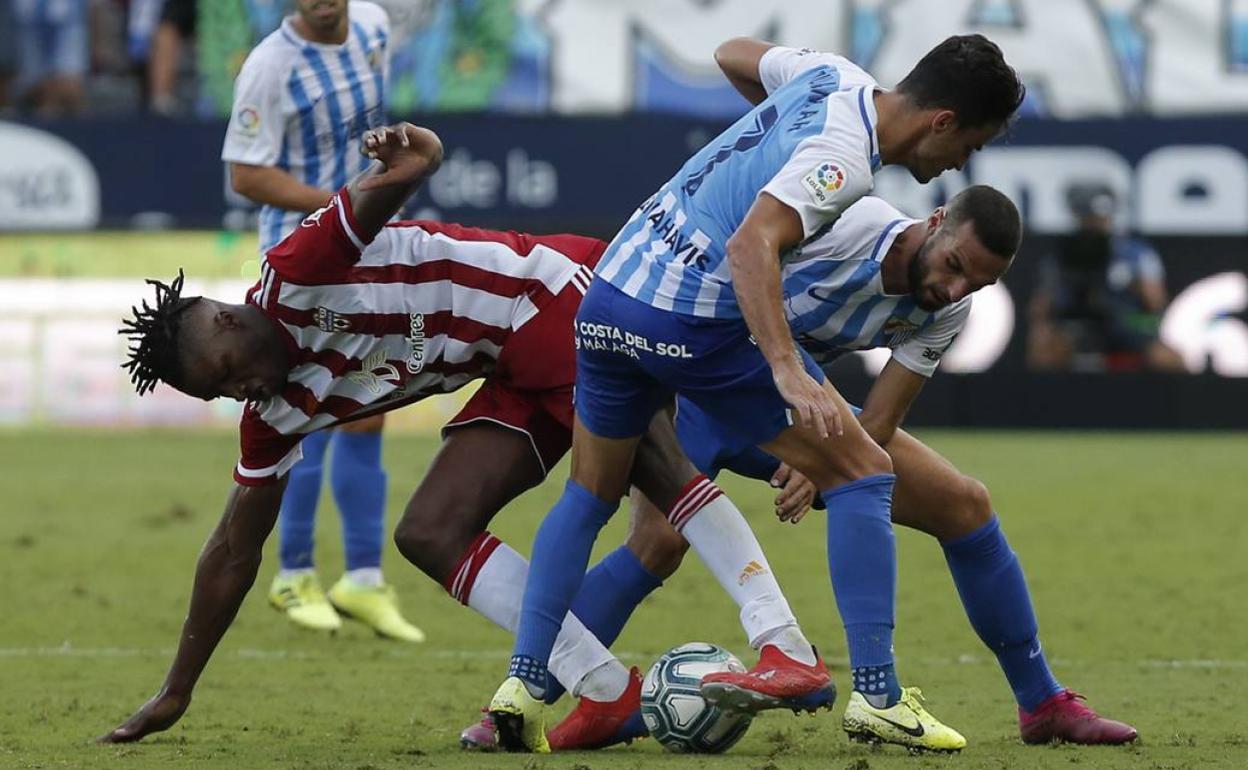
left=1020, top=690, right=1139, bottom=745
left=547, top=667, right=648, bottom=751
left=700, top=644, right=836, bottom=714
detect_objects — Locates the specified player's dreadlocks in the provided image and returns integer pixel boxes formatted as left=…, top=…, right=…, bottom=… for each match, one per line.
left=118, top=270, right=200, bottom=395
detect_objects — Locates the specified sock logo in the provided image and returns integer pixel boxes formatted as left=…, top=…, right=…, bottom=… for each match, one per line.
left=738, top=560, right=769, bottom=585
left=1029, top=642, right=1043, bottom=659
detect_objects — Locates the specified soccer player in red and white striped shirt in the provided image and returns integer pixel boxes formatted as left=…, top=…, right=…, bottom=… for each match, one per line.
left=104, top=124, right=829, bottom=748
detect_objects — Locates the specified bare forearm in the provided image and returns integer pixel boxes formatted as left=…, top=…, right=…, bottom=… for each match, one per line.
left=728, top=233, right=800, bottom=371
left=230, top=163, right=332, bottom=213
left=161, top=484, right=283, bottom=697
left=346, top=124, right=444, bottom=239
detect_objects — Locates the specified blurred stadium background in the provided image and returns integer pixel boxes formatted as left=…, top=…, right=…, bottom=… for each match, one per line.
left=1, top=1, right=1246, bottom=768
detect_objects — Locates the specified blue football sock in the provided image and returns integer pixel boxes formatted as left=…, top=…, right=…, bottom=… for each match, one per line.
left=329, top=430, right=386, bottom=572
left=278, top=430, right=331, bottom=570
left=942, top=516, right=1063, bottom=712
left=510, top=480, right=618, bottom=696
left=543, top=545, right=663, bottom=702
left=822, top=473, right=902, bottom=707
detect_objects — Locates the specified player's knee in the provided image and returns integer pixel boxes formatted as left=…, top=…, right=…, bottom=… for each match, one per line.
left=949, top=475, right=994, bottom=536
left=631, top=525, right=689, bottom=580
left=392, top=505, right=469, bottom=579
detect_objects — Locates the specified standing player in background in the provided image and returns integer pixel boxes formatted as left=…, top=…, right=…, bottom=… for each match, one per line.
left=221, top=0, right=424, bottom=642
left=489, top=35, right=1024, bottom=753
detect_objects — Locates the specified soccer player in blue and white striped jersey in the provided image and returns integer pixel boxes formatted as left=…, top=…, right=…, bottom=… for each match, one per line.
left=491, top=36, right=1024, bottom=754
left=221, top=0, right=422, bottom=644
left=674, top=188, right=1139, bottom=746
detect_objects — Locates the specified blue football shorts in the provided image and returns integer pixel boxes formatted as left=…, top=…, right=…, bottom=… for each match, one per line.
left=573, top=278, right=825, bottom=445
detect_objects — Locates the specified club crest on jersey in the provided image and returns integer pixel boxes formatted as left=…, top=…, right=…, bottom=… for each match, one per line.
left=802, top=162, right=846, bottom=205
left=314, top=306, right=350, bottom=332
left=883, top=317, right=919, bottom=347
left=406, top=313, right=426, bottom=374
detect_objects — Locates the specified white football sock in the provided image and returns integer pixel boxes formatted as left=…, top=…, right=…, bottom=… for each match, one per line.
left=463, top=538, right=628, bottom=698
left=278, top=567, right=315, bottom=581
left=345, top=567, right=383, bottom=587
left=677, top=484, right=816, bottom=665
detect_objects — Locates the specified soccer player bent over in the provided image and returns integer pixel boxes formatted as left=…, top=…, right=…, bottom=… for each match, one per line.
left=669, top=190, right=1137, bottom=746
left=489, top=35, right=1024, bottom=754
left=100, top=124, right=824, bottom=750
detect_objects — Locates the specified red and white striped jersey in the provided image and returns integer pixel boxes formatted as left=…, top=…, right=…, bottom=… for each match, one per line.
left=234, top=190, right=600, bottom=486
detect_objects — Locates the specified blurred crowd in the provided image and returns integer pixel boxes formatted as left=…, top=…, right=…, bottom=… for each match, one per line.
left=0, top=0, right=197, bottom=118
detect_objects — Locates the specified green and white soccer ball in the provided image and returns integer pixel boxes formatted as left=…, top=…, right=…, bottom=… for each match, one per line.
left=640, top=642, right=754, bottom=753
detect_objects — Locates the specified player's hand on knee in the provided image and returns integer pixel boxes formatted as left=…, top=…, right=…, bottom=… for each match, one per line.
left=771, top=462, right=816, bottom=524
left=359, top=123, right=443, bottom=190
left=772, top=361, right=842, bottom=439
left=97, top=690, right=190, bottom=744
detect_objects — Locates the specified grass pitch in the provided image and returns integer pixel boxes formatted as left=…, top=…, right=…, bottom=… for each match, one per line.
left=1, top=429, right=1246, bottom=769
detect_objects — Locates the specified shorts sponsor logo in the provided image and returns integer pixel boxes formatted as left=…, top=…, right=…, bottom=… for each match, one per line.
left=575, top=321, right=693, bottom=359
left=802, top=162, right=846, bottom=205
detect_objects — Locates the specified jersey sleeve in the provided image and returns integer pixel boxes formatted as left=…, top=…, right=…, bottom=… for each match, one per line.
left=761, top=134, right=874, bottom=239
left=221, top=46, right=287, bottom=166
left=264, top=188, right=371, bottom=283
left=235, top=406, right=305, bottom=486
left=758, top=46, right=878, bottom=95
left=891, top=298, right=972, bottom=377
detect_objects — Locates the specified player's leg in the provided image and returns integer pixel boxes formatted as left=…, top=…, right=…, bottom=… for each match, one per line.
left=630, top=412, right=834, bottom=711
left=391, top=420, right=628, bottom=702
left=324, top=414, right=424, bottom=642
left=886, top=429, right=1138, bottom=745
left=494, top=281, right=667, bottom=752
left=686, top=359, right=963, bottom=751
left=269, top=429, right=340, bottom=631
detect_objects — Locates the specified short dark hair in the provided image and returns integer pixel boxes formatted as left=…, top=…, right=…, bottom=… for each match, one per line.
left=896, top=34, right=1025, bottom=129
left=119, top=270, right=199, bottom=394
left=944, top=185, right=1022, bottom=258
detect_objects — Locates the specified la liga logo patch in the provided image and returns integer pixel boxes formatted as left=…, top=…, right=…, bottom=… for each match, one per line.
left=802, top=162, right=847, bottom=204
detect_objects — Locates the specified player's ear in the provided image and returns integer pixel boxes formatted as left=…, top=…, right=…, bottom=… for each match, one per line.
left=927, top=206, right=946, bottom=232
left=213, top=307, right=242, bottom=332
left=931, top=109, right=957, bottom=134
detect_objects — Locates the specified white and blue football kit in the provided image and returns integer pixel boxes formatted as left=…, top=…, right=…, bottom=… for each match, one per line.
left=221, top=1, right=390, bottom=254
left=507, top=48, right=914, bottom=711
left=674, top=197, right=971, bottom=480
left=577, top=47, right=883, bottom=445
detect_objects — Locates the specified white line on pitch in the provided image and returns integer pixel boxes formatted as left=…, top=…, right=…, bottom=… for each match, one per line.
left=1, top=644, right=1246, bottom=670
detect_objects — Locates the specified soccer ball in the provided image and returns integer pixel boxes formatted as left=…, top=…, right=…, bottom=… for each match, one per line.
left=640, top=642, right=753, bottom=753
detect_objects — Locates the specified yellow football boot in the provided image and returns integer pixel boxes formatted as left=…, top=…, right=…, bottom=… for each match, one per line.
left=842, top=687, right=967, bottom=753
left=268, top=572, right=342, bottom=632
left=327, top=577, right=426, bottom=643
left=488, top=676, right=550, bottom=753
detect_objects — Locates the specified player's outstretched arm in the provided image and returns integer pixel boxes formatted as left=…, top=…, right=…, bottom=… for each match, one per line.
left=856, top=359, right=927, bottom=447
left=728, top=193, right=842, bottom=439
left=715, top=37, right=776, bottom=105
left=98, top=481, right=286, bottom=744
left=344, top=122, right=444, bottom=240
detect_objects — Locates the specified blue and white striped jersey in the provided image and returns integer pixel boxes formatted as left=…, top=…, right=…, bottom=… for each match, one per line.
left=222, top=2, right=390, bottom=254
left=784, top=197, right=970, bottom=378
left=596, top=46, right=880, bottom=319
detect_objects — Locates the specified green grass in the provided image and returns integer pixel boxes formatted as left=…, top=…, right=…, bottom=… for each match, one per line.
left=2, top=429, right=1247, bottom=769
left=0, top=232, right=258, bottom=279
